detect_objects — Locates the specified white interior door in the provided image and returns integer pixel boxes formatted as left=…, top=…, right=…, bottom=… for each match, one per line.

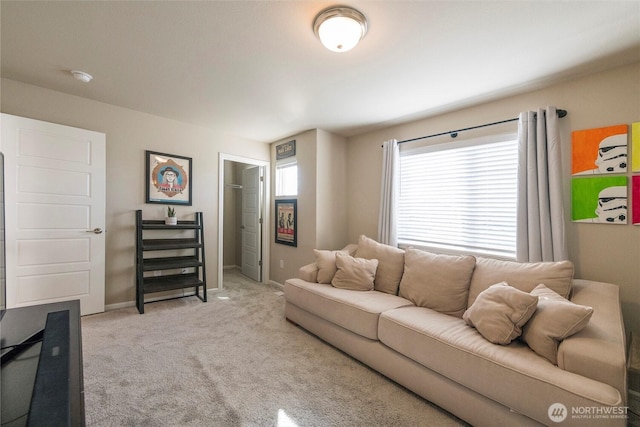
left=241, top=166, right=262, bottom=282
left=0, top=114, right=106, bottom=315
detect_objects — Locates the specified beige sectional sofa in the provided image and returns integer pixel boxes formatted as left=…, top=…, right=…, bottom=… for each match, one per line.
left=283, top=236, right=627, bottom=427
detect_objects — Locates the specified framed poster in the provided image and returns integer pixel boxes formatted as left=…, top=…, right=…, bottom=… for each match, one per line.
left=275, top=199, right=297, bottom=246
left=571, top=124, right=628, bottom=175
left=572, top=176, right=627, bottom=224
left=145, top=150, right=192, bottom=205
left=276, top=140, right=296, bottom=160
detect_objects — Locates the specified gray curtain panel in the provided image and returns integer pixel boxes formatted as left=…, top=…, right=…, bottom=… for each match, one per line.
left=517, top=106, right=568, bottom=262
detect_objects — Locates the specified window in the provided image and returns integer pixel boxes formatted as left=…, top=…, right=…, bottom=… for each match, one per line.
left=398, top=134, right=518, bottom=259
left=276, top=160, right=298, bottom=196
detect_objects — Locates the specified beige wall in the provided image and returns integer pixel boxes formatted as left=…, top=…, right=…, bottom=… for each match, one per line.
left=346, top=62, right=640, bottom=334
left=270, top=130, right=317, bottom=284
left=1, top=78, right=270, bottom=307
left=316, top=129, right=348, bottom=249
left=269, top=129, right=348, bottom=285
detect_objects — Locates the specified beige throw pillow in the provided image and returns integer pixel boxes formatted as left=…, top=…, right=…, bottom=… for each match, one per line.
left=521, top=284, right=594, bottom=365
left=467, top=257, right=574, bottom=307
left=399, top=248, right=476, bottom=318
left=313, top=249, right=347, bottom=284
left=354, top=235, right=404, bottom=295
left=331, top=252, right=378, bottom=291
left=463, top=282, right=538, bottom=345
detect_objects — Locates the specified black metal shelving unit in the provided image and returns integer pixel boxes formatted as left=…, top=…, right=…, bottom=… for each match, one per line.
left=135, top=210, right=207, bottom=314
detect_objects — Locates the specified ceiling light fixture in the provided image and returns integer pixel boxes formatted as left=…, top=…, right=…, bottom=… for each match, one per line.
left=70, top=70, right=93, bottom=83
left=313, top=6, right=368, bottom=53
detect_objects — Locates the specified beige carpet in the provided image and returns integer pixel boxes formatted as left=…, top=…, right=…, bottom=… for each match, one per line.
left=81, top=270, right=466, bottom=426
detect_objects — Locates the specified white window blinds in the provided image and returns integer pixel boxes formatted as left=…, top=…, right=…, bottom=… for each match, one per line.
left=398, top=134, right=518, bottom=259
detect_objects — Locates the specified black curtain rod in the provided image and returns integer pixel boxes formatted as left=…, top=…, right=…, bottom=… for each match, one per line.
left=396, top=109, right=567, bottom=145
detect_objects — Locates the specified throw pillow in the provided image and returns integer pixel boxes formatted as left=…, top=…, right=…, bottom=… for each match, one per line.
left=313, top=249, right=347, bottom=284
left=521, top=284, right=594, bottom=365
left=398, top=248, right=476, bottom=318
left=467, top=257, right=574, bottom=307
left=354, top=235, right=405, bottom=295
left=331, top=252, right=378, bottom=291
left=463, top=282, right=538, bottom=345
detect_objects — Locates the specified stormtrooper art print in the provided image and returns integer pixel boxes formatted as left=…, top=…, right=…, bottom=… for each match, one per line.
left=572, top=124, right=628, bottom=176
left=572, top=176, right=628, bottom=224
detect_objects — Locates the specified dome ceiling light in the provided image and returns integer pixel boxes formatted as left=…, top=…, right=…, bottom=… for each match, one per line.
left=313, top=6, right=368, bottom=53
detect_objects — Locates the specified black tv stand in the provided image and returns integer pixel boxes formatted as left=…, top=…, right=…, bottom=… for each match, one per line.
left=0, top=300, right=84, bottom=426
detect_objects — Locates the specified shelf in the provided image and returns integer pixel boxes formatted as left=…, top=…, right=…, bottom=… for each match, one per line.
left=136, top=210, right=207, bottom=314
left=141, top=220, right=201, bottom=230
left=141, top=256, right=203, bottom=271
left=142, top=238, right=202, bottom=251
left=142, top=273, right=204, bottom=294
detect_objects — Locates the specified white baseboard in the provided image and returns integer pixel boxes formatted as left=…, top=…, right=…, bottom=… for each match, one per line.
left=269, top=280, right=284, bottom=290
left=105, top=300, right=136, bottom=311
left=223, top=265, right=240, bottom=270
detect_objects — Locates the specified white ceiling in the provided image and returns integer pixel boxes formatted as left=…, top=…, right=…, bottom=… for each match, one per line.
left=2, top=1, right=639, bottom=143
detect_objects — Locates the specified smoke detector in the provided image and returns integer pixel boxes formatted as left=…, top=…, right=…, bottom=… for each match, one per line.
left=70, top=70, right=93, bottom=83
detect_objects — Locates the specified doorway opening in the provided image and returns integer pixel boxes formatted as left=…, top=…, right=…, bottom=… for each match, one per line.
left=217, top=154, right=270, bottom=290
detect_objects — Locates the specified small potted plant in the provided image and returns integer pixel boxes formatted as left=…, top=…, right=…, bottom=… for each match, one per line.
left=165, top=206, right=177, bottom=225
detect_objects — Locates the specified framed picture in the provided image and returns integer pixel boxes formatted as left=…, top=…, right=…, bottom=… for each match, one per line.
left=275, top=199, right=297, bottom=246
left=145, top=150, right=192, bottom=205
left=571, top=176, right=627, bottom=224
left=571, top=124, right=627, bottom=175
left=276, top=140, right=296, bottom=160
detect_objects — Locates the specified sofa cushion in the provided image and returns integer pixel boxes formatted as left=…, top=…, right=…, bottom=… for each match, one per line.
left=378, top=306, right=623, bottom=415
left=354, top=235, right=404, bottom=295
left=398, top=248, right=476, bottom=318
left=467, top=257, right=574, bottom=307
left=463, top=282, right=538, bottom=344
left=522, top=284, right=593, bottom=365
left=314, top=249, right=346, bottom=284
left=284, top=278, right=413, bottom=340
left=331, top=253, right=378, bottom=291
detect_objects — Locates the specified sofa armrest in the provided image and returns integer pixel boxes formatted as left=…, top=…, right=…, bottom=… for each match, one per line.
left=558, top=279, right=627, bottom=403
left=298, top=263, right=318, bottom=283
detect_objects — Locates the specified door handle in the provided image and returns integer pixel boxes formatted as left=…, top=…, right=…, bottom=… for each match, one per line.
left=86, top=228, right=103, bottom=234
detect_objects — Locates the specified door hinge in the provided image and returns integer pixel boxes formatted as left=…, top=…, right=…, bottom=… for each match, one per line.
left=260, top=176, right=264, bottom=182
left=259, top=218, right=263, bottom=224
left=259, top=260, right=262, bottom=266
